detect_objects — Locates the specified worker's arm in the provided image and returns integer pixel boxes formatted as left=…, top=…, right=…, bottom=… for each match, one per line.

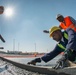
left=27, top=44, right=64, bottom=65
left=41, top=44, right=63, bottom=62
left=65, top=28, right=76, bottom=51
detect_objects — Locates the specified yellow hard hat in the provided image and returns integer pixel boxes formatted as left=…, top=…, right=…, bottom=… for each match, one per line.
left=49, top=26, right=61, bottom=37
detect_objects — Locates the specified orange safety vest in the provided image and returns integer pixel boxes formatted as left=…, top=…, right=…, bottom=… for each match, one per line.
left=59, top=16, right=76, bottom=31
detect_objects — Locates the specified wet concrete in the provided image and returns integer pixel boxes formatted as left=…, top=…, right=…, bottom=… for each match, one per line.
left=0, top=58, right=74, bottom=75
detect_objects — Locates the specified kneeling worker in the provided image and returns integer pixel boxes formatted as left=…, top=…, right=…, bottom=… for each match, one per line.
left=27, top=26, right=76, bottom=68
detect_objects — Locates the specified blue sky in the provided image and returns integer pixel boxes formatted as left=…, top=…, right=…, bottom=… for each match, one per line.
left=0, top=0, right=76, bottom=53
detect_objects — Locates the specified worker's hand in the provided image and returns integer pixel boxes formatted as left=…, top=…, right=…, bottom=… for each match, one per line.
left=63, top=51, right=68, bottom=59
left=43, top=30, right=49, bottom=33
left=57, top=52, right=68, bottom=63
left=56, top=51, right=68, bottom=66
left=53, top=50, right=71, bottom=69
left=53, top=52, right=68, bottom=69
left=27, top=58, right=41, bottom=65
left=27, top=60, right=36, bottom=65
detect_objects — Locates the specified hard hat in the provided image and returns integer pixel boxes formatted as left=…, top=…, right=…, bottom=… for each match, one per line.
left=56, top=14, right=63, bottom=19
left=49, top=26, right=61, bottom=37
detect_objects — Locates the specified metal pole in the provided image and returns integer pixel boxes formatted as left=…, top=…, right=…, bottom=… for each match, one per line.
left=18, top=43, right=19, bottom=51
left=13, top=39, right=15, bottom=51
left=35, top=43, right=36, bottom=52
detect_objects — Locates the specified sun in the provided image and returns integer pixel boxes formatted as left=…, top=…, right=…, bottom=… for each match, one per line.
left=4, top=7, right=14, bottom=17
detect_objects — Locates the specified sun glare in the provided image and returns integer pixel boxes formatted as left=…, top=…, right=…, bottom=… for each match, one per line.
left=4, top=7, right=14, bottom=17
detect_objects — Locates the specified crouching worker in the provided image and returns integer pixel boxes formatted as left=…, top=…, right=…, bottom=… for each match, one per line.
left=27, top=26, right=76, bottom=69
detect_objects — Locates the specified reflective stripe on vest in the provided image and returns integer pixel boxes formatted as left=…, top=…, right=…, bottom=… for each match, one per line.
left=58, top=44, right=66, bottom=50
left=64, top=32, right=68, bottom=40
left=58, top=32, right=68, bottom=51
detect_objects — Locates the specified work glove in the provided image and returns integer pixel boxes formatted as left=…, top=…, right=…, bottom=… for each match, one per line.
left=53, top=51, right=68, bottom=69
left=59, top=49, right=73, bottom=62
left=43, top=30, right=49, bottom=33
left=27, top=58, right=41, bottom=65
left=58, top=51, right=68, bottom=62
left=61, top=49, right=73, bottom=61
left=57, top=51, right=68, bottom=65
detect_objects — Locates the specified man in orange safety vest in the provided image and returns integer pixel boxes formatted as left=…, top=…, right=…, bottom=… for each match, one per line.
left=43, top=14, right=76, bottom=33
left=56, top=14, right=76, bottom=31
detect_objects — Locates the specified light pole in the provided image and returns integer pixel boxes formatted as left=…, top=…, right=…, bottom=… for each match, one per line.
left=18, top=43, right=19, bottom=51
left=35, top=43, right=36, bottom=52
left=34, top=43, right=37, bottom=57
left=13, top=39, right=15, bottom=51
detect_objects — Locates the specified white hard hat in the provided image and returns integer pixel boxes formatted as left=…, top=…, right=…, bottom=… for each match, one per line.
left=56, top=14, right=63, bottom=19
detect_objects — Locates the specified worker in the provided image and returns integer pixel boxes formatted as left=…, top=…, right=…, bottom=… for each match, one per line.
left=43, top=14, right=76, bottom=33
left=27, top=26, right=76, bottom=68
left=56, top=14, right=76, bottom=31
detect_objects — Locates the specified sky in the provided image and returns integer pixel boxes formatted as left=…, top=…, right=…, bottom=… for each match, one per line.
left=0, top=0, right=76, bottom=53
